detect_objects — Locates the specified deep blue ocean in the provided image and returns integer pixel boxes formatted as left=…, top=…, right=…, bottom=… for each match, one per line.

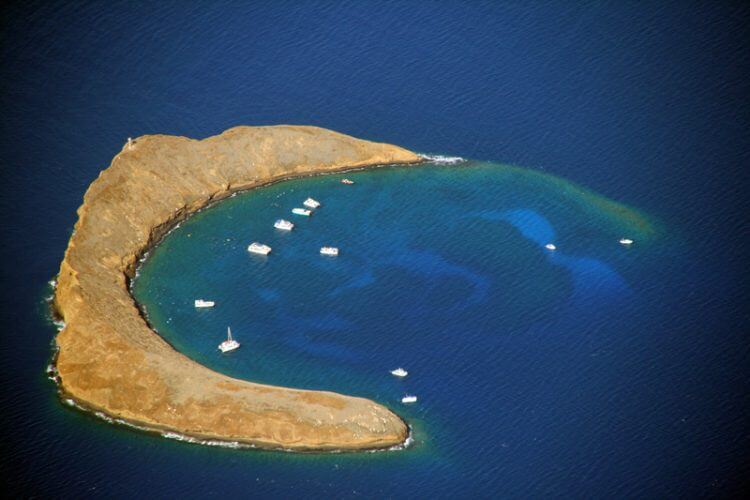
left=1, top=1, right=748, bottom=498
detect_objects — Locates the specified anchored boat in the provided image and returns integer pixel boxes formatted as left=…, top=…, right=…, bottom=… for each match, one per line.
left=292, top=208, right=311, bottom=216
left=320, top=246, right=339, bottom=256
left=390, top=368, right=408, bottom=378
left=274, top=219, right=294, bottom=231
left=194, top=299, right=215, bottom=308
left=247, top=242, right=272, bottom=255
left=401, top=395, right=418, bottom=404
left=218, top=327, right=240, bottom=353
left=303, top=197, right=321, bottom=209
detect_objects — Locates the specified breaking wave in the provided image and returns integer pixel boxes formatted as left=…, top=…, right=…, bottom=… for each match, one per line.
left=419, top=154, right=466, bottom=165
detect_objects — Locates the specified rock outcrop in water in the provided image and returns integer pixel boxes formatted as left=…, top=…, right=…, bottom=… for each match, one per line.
left=52, top=125, right=421, bottom=450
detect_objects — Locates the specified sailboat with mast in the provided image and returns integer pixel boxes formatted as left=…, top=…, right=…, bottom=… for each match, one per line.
left=218, top=326, right=240, bottom=353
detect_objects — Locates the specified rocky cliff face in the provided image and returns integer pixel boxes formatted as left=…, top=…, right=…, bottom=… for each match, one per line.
left=53, top=125, right=421, bottom=450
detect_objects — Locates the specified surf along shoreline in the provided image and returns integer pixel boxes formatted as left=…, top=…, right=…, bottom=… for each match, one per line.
left=51, top=125, right=423, bottom=452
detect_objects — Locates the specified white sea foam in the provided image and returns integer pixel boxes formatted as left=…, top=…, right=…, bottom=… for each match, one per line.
left=46, top=364, right=60, bottom=383
left=43, top=278, right=59, bottom=304
left=161, top=432, right=245, bottom=449
left=403, top=434, right=414, bottom=448
left=387, top=431, right=414, bottom=451
left=365, top=426, right=415, bottom=453
left=419, top=154, right=466, bottom=165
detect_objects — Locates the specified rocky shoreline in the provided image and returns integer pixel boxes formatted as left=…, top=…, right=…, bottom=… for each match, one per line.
left=52, top=125, right=422, bottom=451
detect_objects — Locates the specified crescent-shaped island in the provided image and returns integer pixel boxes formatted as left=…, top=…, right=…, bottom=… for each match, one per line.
left=52, top=125, right=422, bottom=451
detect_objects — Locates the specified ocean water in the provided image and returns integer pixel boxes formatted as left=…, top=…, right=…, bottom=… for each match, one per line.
left=1, top=1, right=748, bottom=498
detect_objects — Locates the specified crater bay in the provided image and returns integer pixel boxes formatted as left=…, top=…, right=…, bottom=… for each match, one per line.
left=131, top=156, right=656, bottom=456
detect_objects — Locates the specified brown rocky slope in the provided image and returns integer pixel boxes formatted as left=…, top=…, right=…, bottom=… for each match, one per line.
left=52, top=125, right=422, bottom=451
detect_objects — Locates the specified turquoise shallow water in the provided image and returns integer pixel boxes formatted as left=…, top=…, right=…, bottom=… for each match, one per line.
left=133, top=161, right=653, bottom=401
left=128, top=160, right=682, bottom=495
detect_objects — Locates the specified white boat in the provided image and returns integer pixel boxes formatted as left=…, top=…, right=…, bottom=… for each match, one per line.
left=320, top=246, right=339, bottom=256
left=545, top=243, right=557, bottom=251
left=292, top=208, right=312, bottom=216
left=274, top=219, right=294, bottom=231
left=401, top=395, right=418, bottom=404
left=247, top=242, right=272, bottom=255
left=303, top=197, right=321, bottom=209
left=194, top=299, right=215, bottom=308
left=341, top=178, right=354, bottom=185
left=218, top=326, right=240, bottom=353
left=390, top=368, right=408, bottom=378
left=619, top=238, right=634, bottom=246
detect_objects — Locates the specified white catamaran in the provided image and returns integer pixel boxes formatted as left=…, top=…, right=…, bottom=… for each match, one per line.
left=247, top=242, right=272, bottom=255
left=218, top=326, right=240, bottom=353
left=303, top=197, right=321, bottom=209
left=274, top=219, right=294, bottom=231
